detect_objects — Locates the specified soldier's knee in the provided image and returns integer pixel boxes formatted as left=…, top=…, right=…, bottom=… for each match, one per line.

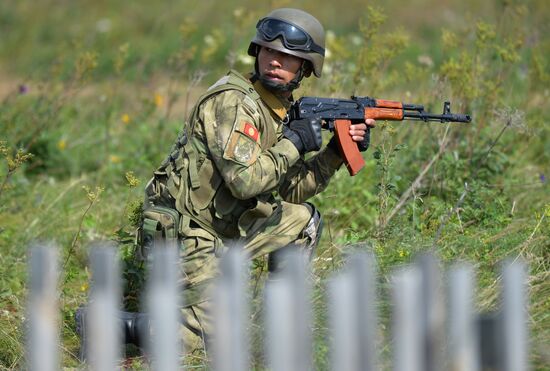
left=268, top=203, right=323, bottom=273
left=288, top=202, right=323, bottom=242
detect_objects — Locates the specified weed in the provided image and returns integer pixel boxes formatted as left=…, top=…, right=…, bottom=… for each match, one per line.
left=0, top=141, right=33, bottom=199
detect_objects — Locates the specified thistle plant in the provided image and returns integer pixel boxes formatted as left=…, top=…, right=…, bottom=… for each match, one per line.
left=117, top=171, right=146, bottom=312
left=0, top=141, right=33, bottom=200
left=121, top=171, right=142, bottom=228
left=63, top=185, right=104, bottom=271
left=372, top=124, right=406, bottom=236
left=74, top=51, right=99, bottom=84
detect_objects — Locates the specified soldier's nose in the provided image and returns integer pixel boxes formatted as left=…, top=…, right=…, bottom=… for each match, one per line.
left=270, top=59, right=282, bottom=68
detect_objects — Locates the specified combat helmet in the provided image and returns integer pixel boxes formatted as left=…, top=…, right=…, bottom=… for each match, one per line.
left=248, top=8, right=325, bottom=78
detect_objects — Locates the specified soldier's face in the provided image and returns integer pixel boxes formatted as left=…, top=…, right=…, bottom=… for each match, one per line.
left=257, top=47, right=303, bottom=87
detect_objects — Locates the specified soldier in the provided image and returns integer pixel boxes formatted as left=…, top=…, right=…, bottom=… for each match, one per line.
left=77, top=7, right=374, bottom=357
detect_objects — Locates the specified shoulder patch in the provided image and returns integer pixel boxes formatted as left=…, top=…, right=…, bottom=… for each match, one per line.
left=242, top=122, right=259, bottom=142
left=223, top=121, right=261, bottom=165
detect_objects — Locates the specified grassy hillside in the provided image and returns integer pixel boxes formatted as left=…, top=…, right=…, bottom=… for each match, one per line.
left=0, top=0, right=548, bottom=368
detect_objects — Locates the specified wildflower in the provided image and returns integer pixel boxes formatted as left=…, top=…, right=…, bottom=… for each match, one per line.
left=233, top=7, right=244, bottom=19
left=154, top=93, right=164, bottom=108
left=82, top=185, right=104, bottom=203
left=540, top=174, right=546, bottom=183
left=201, top=29, right=225, bottom=62
left=494, top=107, right=526, bottom=131
left=96, top=18, right=112, bottom=33
left=18, top=84, right=28, bottom=94
left=417, top=55, right=434, bottom=68
left=80, top=282, right=89, bottom=292
left=121, top=113, right=131, bottom=124
left=57, top=139, right=67, bottom=151
left=351, top=35, right=362, bottom=46
left=0, top=141, right=8, bottom=156
left=442, top=30, right=459, bottom=48
left=237, top=54, right=254, bottom=66
left=110, top=155, right=121, bottom=164
left=204, top=34, right=216, bottom=47
left=75, top=51, right=99, bottom=81
left=115, top=43, right=130, bottom=74
left=125, top=171, right=140, bottom=188
left=7, top=149, right=33, bottom=171
left=179, top=18, right=197, bottom=38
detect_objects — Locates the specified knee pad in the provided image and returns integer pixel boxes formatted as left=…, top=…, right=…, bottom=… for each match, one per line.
left=301, top=202, right=324, bottom=251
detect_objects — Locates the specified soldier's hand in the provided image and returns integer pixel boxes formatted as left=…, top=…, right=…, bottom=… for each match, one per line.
left=327, top=119, right=375, bottom=154
left=351, top=119, right=375, bottom=152
left=283, top=118, right=323, bottom=154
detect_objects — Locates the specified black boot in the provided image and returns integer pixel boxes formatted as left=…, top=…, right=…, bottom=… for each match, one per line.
left=119, top=310, right=150, bottom=348
left=74, top=306, right=88, bottom=361
left=75, top=306, right=150, bottom=360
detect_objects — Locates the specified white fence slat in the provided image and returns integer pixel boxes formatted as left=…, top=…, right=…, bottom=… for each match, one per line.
left=213, top=247, right=249, bottom=371
left=265, top=277, right=293, bottom=371
left=265, top=250, right=311, bottom=371
left=329, top=252, right=378, bottom=371
left=351, top=252, right=379, bottom=371
left=87, top=244, right=121, bottom=371
left=27, top=244, right=59, bottom=371
left=502, top=259, right=528, bottom=371
left=448, top=264, right=480, bottom=371
left=147, top=244, right=182, bottom=371
left=329, top=270, right=359, bottom=371
left=392, top=266, right=423, bottom=371
left=417, top=253, right=445, bottom=371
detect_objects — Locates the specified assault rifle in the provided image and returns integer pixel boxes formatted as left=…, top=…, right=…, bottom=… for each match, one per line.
left=288, top=96, right=471, bottom=176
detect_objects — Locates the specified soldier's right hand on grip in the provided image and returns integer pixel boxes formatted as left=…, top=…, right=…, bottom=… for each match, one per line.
left=282, top=118, right=322, bottom=154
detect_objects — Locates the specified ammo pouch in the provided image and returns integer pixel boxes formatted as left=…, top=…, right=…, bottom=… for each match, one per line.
left=137, top=205, right=180, bottom=259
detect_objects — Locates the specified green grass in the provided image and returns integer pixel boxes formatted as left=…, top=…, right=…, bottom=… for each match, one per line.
left=1, top=0, right=549, bottom=369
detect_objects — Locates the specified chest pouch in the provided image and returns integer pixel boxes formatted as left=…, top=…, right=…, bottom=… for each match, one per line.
left=137, top=205, right=181, bottom=259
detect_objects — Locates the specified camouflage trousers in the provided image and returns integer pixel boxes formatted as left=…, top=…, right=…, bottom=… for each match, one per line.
left=177, top=200, right=317, bottom=355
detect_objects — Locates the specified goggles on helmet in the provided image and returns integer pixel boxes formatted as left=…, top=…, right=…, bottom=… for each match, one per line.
left=256, top=18, right=325, bottom=56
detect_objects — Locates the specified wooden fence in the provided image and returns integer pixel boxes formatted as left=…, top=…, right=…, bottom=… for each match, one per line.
left=26, top=242, right=529, bottom=370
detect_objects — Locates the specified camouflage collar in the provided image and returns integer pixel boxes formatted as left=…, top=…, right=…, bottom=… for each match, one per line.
left=251, top=78, right=291, bottom=121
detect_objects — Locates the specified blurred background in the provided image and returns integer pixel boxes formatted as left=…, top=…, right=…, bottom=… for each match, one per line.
left=0, top=0, right=548, bottom=368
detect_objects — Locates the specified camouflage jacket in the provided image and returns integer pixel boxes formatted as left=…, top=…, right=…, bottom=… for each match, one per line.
left=146, top=70, right=343, bottom=240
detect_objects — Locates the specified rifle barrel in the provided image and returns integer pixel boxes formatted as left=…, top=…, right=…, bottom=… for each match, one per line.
left=404, top=111, right=471, bottom=123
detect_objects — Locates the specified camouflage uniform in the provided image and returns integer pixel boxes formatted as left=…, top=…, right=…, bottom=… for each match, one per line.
left=143, top=69, right=343, bottom=352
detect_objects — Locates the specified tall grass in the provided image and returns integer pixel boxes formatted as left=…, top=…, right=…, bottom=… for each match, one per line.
left=0, top=0, right=548, bottom=368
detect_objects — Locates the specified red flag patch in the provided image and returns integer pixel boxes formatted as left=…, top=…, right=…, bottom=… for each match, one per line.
left=242, top=122, right=259, bottom=142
